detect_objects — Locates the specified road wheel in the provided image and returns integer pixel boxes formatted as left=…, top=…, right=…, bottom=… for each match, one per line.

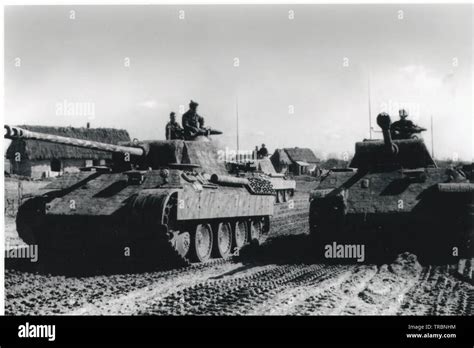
left=163, top=195, right=191, bottom=261
left=190, top=224, right=213, bottom=262
left=234, top=220, right=249, bottom=251
left=172, top=231, right=191, bottom=259
left=277, top=190, right=284, bottom=203
left=282, top=190, right=287, bottom=203
left=213, top=222, right=233, bottom=258
left=250, top=219, right=263, bottom=243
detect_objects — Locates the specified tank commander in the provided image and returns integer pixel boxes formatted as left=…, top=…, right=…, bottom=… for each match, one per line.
left=257, top=144, right=269, bottom=159
left=182, top=100, right=207, bottom=140
left=390, top=109, right=424, bottom=140
left=165, top=112, right=184, bottom=140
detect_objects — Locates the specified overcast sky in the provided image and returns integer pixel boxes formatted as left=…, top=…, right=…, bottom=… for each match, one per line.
left=4, top=5, right=473, bottom=160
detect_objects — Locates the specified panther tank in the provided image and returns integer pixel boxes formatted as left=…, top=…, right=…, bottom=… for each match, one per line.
left=309, top=113, right=473, bottom=261
left=5, top=125, right=275, bottom=268
left=255, top=157, right=296, bottom=203
left=227, top=157, right=296, bottom=203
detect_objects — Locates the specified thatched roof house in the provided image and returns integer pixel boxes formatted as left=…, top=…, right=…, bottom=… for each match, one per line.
left=6, top=125, right=130, bottom=178
left=270, top=149, right=292, bottom=174
left=283, top=147, right=319, bottom=164
left=271, top=147, right=319, bottom=175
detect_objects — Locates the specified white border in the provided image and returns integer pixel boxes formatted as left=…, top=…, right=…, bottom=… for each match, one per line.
left=2, top=0, right=474, bottom=5
left=1, top=4, right=4, bottom=317
left=1, top=0, right=473, bottom=317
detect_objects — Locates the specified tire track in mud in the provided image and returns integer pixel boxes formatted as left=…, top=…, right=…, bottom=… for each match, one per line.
left=397, top=264, right=474, bottom=316
left=251, top=265, right=358, bottom=315
left=349, top=264, right=420, bottom=315
left=5, top=193, right=312, bottom=316
left=287, top=266, right=377, bottom=315
left=71, top=263, right=279, bottom=315
left=7, top=239, right=474, bottom=316
left=287, top=253, right=426, bottom=316
left=6, top=258, right=236, bottom=315
left=332, top=266, right=380, bottom=315
left=139, top=264, right=346, bottom=315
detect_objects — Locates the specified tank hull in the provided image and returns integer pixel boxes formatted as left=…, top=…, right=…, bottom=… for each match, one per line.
left=17, top=170, right=275, bottom=270
left=309, top=168, right=474, bottom=261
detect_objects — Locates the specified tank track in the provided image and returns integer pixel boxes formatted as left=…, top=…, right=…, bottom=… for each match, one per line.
left=19, top=191, right=191, bottom=273
left=152, top=194, right=191, bottom=268
left=17, top=190, right=273, bottom=272
left=128, top=191, right=191, bottom=269
left=130, top=192, right=268, bottom=269
left=140, top=264, right=346, bottom=315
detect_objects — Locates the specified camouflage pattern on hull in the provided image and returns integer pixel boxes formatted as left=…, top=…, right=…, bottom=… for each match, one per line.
left=7, top=126, right=275, bottom=269
left=309, top=114, right=473, bottom=262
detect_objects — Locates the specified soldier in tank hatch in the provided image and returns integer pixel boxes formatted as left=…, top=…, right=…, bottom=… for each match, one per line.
left=182, top=100, right=206, bottom=140
left=390, top=109, right=424, bottom=140
left=257, top=144, right=268, bottom=158
left=165, top=112, right=184, bottom=140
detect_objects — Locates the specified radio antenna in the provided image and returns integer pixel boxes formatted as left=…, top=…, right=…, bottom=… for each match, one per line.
left=368, top=71, right=373, bottom=139
left=236, top=97, right=239, bottom=155
left=431, top=114, right=435, bottom=159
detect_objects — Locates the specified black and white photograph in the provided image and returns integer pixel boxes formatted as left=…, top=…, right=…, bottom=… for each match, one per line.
left=1, top=1, right=473, bottom=344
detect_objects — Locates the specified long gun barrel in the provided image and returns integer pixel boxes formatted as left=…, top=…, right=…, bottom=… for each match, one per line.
left=376, top=113, right=399, bottom=156
left=4, top=125, right=145, bottom=157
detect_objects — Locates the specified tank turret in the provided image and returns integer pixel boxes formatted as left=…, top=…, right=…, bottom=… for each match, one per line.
left=310, top=112, right=472, bottom=262
left=377, top=112, right=398, bottom=156
left=349, top=113, right=436, bottom=171
left=5, top=125, right=227, bottom=173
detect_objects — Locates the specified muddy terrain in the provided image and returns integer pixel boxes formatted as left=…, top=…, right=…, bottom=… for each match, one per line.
left=5, top=247, right=473, bottom=316
left=4, top=177, right=473, bottom=316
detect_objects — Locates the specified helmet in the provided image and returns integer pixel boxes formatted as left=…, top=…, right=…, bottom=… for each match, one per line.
left=189, top=100, right=199, bottom=107
left=399, top=109, right=408, bottom=118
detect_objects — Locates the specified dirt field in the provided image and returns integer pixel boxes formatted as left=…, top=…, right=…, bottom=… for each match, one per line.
left=4, top=176, right=474, bottom=316
left=5, top=249, right=473, bottom=315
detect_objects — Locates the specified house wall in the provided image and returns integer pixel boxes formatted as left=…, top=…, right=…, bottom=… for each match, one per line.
left=276, top=164, right=289, bottom=174
left=10, top=158, right=33, bottom=177
left=63, top=159, right=88, bottom=173
left=10, top=159, right=51, bottom=179
left=32, top=161, right=60, bottom=179
left=10, top=158, right=99, bottom=179
left=289, top=162, right=320, bottom=176
left=290, top=163, right=299, bottom=175
left=4, top=159, right=11, bottom=174
left=290, top=163, right=308, bottom=176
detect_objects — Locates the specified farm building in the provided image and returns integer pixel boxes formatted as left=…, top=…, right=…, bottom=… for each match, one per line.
left=270, top=149, right=292, bottom=174
left=5, top=125, right=130, bottom=179
left=271, top=147, right=320, bottom=176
